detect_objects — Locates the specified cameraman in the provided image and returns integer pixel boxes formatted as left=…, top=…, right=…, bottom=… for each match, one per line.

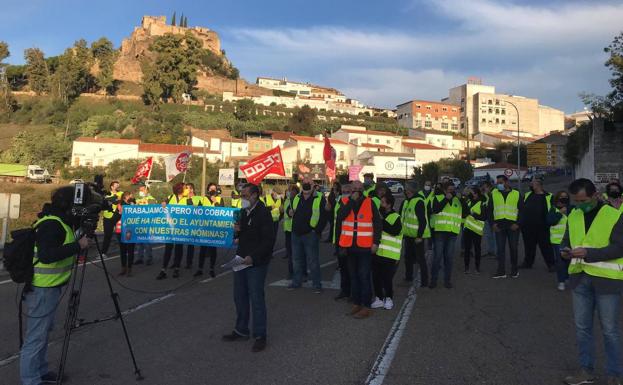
left=101, top=181, right=123, bottom=257
left=20, top=186, right=89, bottom=385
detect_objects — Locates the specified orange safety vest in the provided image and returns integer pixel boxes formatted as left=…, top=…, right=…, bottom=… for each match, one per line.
left=339, top=197, right=374, bottom=248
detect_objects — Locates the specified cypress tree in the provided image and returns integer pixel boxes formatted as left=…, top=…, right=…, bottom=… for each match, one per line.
left=180, top=14, right=184, bottom=27
left=171, top=11, right=176, bottom=26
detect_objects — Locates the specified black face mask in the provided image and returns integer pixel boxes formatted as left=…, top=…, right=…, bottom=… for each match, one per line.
left=559, top=197, right=570, bottom=205
left=608, top=191, right=621, bottom=199
left=302, top=183, right=312, bottom=191
left=209, top=191, right=216, bottom=196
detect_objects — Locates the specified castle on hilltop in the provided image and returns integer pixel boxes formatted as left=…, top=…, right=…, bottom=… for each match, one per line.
left=114, top=15, right=221, bottom=83
left=121, top=16, right=221, bottom=54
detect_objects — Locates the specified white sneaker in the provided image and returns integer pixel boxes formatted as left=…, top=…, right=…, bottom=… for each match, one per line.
left=384, top=298, right=394, bottom=310
left=371, top=297, right=384, bottom=309
left=557, top=282, right=566, bottom=291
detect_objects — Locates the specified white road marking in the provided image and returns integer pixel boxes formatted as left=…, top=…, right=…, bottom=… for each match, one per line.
left=365, top=284, right=418, bottom=385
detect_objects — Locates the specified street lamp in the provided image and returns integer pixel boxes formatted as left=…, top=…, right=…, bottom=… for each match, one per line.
left=504, top=99, right=521, bottom=191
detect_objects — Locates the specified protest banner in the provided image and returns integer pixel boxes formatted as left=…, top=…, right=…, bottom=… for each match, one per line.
left=120, top=204, right=238, bottom=247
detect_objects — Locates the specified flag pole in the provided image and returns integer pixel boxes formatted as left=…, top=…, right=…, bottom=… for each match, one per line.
left=201, top=143, right=207, bottom=197
left=146, top=158, right=153, bottom=181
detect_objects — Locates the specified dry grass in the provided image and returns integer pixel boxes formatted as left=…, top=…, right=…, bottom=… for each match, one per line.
left=0, top=181, right=60, bottom=232
left=0, top=124, right=55, bottom=151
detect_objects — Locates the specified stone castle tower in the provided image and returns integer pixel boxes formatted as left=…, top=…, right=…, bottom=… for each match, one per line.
left=114, top=15, right=221, bottom=83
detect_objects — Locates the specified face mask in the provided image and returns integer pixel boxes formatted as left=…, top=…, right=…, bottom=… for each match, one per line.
left=241, top=199, right=251, bottom=209
left=559, top=197, right=569, bottom=205
left=608, top=191, right=621, bottom=199
left=209, top=190, right=216, bottom=196
left=139, top=191, right=146, bottom=197
left=576, top=200, right=595, bottom=213
left=341, top=193, right=351, bottom=200
left=364, top=180, right=372, bottom=188
left=351, top=191, right=362, bottom=201
left=497, top=184, right=505, bottom=191
left=424, top=186, right=431, bottom=191
left=302, top=183, right=312, bottom=191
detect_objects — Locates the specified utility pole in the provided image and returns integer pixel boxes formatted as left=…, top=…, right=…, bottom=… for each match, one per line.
left=201, top=142, right=207, bottom=197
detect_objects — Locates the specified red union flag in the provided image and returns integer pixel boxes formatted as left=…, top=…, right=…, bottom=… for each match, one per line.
left=323, top=135, right=336, bottom=181
left=131, top=157, right=153, bottom=184
left=239, top=146, right=286, bottom=185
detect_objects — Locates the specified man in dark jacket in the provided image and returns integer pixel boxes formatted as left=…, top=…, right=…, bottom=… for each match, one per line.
left=21, top=186, right=89, bottom=385
left=222, top=183, right=275, bottom=353
left=519, top=177, right=555, bottom=271
left=336, top=181, right=383, bottom=319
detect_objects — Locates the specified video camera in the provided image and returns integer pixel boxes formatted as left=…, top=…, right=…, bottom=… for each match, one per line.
left=71, top=175, right=114, bottom=236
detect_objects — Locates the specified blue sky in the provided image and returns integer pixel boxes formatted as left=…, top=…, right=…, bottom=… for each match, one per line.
left=1, top=0, right=621, bottom=112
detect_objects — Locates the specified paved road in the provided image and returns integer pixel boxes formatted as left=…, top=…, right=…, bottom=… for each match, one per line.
left=3, top=178, right=614, bottom=385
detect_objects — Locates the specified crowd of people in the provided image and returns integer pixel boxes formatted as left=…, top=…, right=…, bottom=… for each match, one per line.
left=19, top=172, right=623, bottom=383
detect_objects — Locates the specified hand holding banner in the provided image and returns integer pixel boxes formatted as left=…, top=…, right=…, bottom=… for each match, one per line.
left=239, top=146, right=286, bottom=185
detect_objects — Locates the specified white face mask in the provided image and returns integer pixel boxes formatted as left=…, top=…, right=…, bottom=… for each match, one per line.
left=241, top=199, right=251, bottom=209
left=139, top=191, right=146, bottom=197
left=424, top=185, right=431, bottom=191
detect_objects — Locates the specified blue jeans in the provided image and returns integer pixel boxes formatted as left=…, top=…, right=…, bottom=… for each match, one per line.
left=233, top=264, right=269, bottom=338
left=347, top=249, right=373, bottom=307
left=291, top=232, right=321, bottom=289
left=432, top=232, right=457, bottom=284
left=572, top=275, right=622, bottom=376
left=136, top=243, right=153, bottom=262
left=20, top=286, right=62, bottom=385
left=483, top=221, right=497, bottom=255
left=553, top=244, right=570, bottom=284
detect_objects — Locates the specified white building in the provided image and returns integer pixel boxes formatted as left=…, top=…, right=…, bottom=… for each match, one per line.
left=281, top=135, right=355, bottom=171
left=357, top=151, right=419, bottom=179
left=332, top=125, right=403, bottom=149
left=401, top=142, right=458, bottom=163
left=71, top=137, right=140, bottom=167
left=138, top=143, right=221, bottom=163
left=190, top=128, right=249, bottom=161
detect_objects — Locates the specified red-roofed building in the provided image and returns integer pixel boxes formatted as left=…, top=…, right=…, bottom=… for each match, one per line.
left=138, top=143, right=222, bottom=162
left=71, top=137, right=140, bottom=167
left=333, top=125, right=403, bottom=153
left=282, top=134, right=356, bottom=170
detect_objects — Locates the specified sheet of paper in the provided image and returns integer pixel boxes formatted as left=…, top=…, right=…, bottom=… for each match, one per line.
left=221, top=255, right=250, bottom=272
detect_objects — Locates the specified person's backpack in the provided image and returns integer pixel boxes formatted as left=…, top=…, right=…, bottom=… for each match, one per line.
left=2, top=227, right=36, bottom=284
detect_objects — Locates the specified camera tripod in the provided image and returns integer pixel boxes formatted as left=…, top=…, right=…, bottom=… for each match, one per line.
left=56, top=234, right=144, bottom=385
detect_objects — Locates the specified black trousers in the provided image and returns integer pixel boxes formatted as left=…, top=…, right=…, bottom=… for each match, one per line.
left=522, top=226, right=554, bottom=268
left=372, top=255, right=397, bottom=299
left=116, top=233, right=134, bottom=268
left=286, top=231, right=293, bottom=276
left=198, top=246, right=217, bottom=270
left=162, top=243, right=184, bottom=269
left=272, top=221, right=279, bottom=252
left=102, top=215, right=119, bottom=254
left=463, top=229, right=482, bottom=270
left=403, top=237, right=428, bottom=286
left=338, top=253, right=351, bottom=296
left=186, top=245, right=195, bottom=267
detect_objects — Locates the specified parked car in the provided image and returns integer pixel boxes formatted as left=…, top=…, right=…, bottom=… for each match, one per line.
left=384, top=180, right=404, bottom=194
left=465, top=175, right=493, bottom=188
left=441, top=177, right=461, bottom=189
left=521, top=171, right=546, bottom=182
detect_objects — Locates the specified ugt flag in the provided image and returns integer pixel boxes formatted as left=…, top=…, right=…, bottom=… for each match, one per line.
left=239, top=146, right=285, bottom=185
left=131, top=157, right=153, bottom=184
left=165, top=151, right=191, bottom=182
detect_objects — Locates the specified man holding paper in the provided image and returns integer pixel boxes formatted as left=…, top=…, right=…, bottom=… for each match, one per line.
left=222, top=183, right=275, bottom=353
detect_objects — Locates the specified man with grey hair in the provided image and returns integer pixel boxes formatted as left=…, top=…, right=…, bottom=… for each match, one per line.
left=400, top=181, right=429, bottom=286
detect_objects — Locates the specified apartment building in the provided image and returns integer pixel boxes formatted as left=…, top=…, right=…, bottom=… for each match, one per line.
left=396, top=100, right=460, bottom=132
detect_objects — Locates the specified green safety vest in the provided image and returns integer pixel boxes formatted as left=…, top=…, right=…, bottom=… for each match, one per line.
left=568, top=205, right=623, bottom=279
left=292, top=192, right=322, bottom=228
left=434, top=196, right=462, bottom=235
left=429, top=194, right=445, bottom=230
left=283, top=197, right=293, bottom=232
left=261, top=195, right=282, bottom=222
left=492, top=189, right=520, bottom=221
left=32, top=216, right=76, bottom=287
left=549, top=208, right=567, bottom=245
left=135, top=194, right=156, bottom=205
left=364, top=183, right=376, bottom=198
left=401, top=197, right=430, bottom=239
left=168, top=195, right=191, bottom=205
left=377, top=212, right=403, bottom=261
left=524, top=191, right=552, bottom=211
left=103, top=191, right=123, bottom=218
left=464, top=201, right=485, bottom=236
left=372, top=196, right=381, bottom=210
left=231, top=198, right=242, bottom=209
